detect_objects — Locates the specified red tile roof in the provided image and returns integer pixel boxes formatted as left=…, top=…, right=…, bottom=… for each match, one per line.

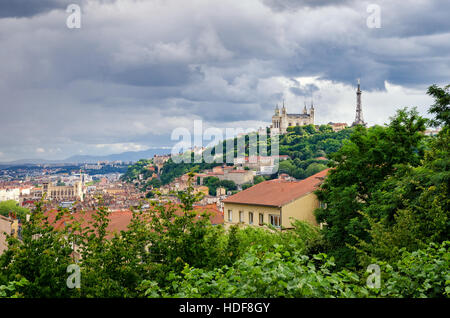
left=44, top=203, right=223, bottom=238
left=45, top=209, right=133, bottom=239
left=223, top=169, right=330, bottom=207
left=193, top=204, right=224, bottom=225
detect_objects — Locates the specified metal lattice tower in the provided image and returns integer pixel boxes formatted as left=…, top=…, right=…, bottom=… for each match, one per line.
left=352, top=79, right=367, bottom=127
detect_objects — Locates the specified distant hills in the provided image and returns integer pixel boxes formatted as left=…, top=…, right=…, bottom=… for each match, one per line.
left=0, top=148, right=171, bottom=166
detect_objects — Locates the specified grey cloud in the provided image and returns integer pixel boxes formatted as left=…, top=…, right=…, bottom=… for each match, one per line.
left=0, top=0, right=120, bottom=18
left=375, top=1, right=450, bottom=38
left=261, top=0, right=354, bottom=11
left=110, top=64, right=204, bottom=87
left=0, top=0, right=448, bottom=161
left=0, top=0, right=73, bottom=18
left=289, top=83, right=319, bottom=97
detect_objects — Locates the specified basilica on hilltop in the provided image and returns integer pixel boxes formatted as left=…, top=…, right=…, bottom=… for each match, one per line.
left=270, top=80, right=367, bottom=135
left=271, top=101, right=315, bottom=134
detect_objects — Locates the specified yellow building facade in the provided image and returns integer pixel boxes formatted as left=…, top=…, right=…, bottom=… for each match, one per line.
left=224, top=192, right=319, bottom=230
left=223, top=169, right=329, bottom=230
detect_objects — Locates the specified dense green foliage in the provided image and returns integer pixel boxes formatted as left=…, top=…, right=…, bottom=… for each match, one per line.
left=315, top=85, right=449, bottom=269
left=427, top=84, right=450, bottom=127
left=120, top=159, right=154, bottom=183
left=143, top=124, right=352, bottom=186
left=159, top=159, right=223, bottom=185
left=140, top=241, right=449, bottom=298
left=0, top=174, right=448, bottom=298
left=0, top=201, right=77, bottom=297
left=280, top=124, right=352, bottom=160
left=0, top=178, right=326, bottom=298
left=0, top=200, right=29, bottom=221
left=121, top=159, right=164, bottom=193
left=1, top=85, right=449, bottom=298
left=201, top=177, right=237, bottom=195
left=122, top=124, right=350, bottom=189
left=314, top=109, right=428, bottom=267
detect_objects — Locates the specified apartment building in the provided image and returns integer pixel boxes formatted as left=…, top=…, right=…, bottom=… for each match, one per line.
left=223, top=169, right=329, bottom=229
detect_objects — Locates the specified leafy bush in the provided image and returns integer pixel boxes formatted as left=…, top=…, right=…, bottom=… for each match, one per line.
left=376, top=241, right=450, bottom=298
left=140, top=241, right=449, bottom=298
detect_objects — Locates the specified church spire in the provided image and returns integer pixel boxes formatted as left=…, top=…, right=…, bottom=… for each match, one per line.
left=281, top=99, right=286, bottom=115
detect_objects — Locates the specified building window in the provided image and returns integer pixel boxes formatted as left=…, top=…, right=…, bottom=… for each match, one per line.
left=228, top=210, right=232, bottom=222
left=239, top=211, right=243, bottom=223
left=269, top=214, right=281, bottom=228
left=259, top=213, right=264, bottom=226
left=249, top=212, right=254, bottom=225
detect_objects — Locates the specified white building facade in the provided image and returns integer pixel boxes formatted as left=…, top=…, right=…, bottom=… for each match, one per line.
left=271, top=102, right=315, bottom=135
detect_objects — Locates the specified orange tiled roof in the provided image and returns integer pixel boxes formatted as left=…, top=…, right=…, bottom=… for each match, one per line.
left=45, top=209, right=133, bottom=238
left=44, top=203, right=223, bottom=237
left=193, top=204, right=224, bottom=225
left=223, top=169, right=330, bottom=207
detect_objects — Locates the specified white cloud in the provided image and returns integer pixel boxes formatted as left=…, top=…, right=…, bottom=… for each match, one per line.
left=95, top=142, right=148, bottom=153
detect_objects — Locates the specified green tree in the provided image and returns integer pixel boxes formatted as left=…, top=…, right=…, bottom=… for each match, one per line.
left=0, top=201, right=76, bottom=297
left=203, top=177, right=221, bottom=195
left=427, top=84, right=450, bottom=127
left=305, top=163, right=327, bottom=177
left=0, top=200, right=29, bottom=221
left=315, top=108, right=427, bottom=268
left=353, top=86, right=450, bottom=265
left=219, top=180, right=237, bottom=192
left=253, top=175, right=265, bottom=185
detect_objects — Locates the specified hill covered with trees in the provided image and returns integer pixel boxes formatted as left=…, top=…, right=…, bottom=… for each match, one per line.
left=134, top=124, right=353, bottom=187
left=2, top=85, right=448, bottom=298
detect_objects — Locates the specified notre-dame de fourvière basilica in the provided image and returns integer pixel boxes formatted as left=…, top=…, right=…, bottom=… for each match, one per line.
left=271, top=102, right=315, bottom=134
left=270, top=80, right=367, bottom=135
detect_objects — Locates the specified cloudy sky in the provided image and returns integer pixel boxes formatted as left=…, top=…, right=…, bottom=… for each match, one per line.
left=0, top=0, right=449, bottom=161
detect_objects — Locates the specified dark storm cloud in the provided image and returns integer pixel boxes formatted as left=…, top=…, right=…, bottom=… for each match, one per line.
left=0, top=0, right=120, bottom=18
left=0, top=0, right=448, bottom=161
left=287, top=78, right=320, bottom=97
left=0, top=0, right=71, bottom=18
left=110, top=64, right=204, bottom=87
left=376, top=1, right=450, bottom=38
